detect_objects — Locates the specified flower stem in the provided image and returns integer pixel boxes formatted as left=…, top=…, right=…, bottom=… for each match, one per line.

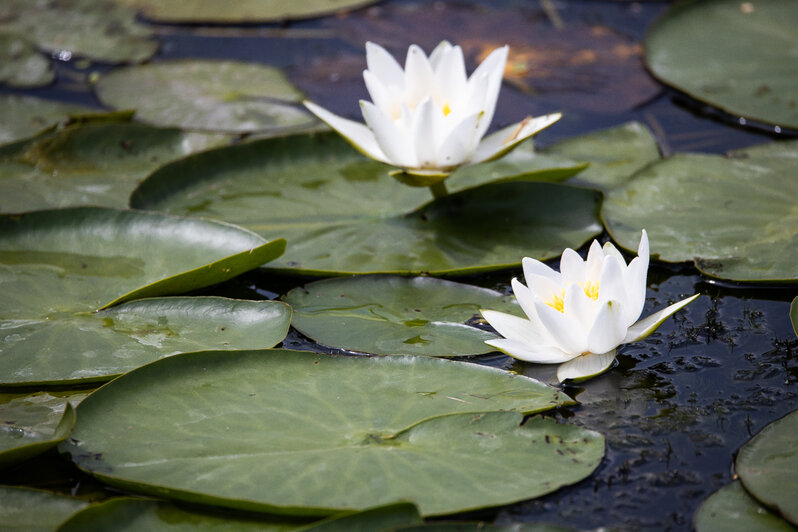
left=429, top=181, right=449, bottom=200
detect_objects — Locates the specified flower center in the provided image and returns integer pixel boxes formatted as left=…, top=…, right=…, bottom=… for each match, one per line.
left=545, top=291, right=565, bottom=313
left=581, top=281, right=599, bottom=300
left=442, top=100, right=452, bottom=116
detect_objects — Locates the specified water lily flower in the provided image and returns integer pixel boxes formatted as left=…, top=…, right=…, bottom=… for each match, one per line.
left=480, top=230, right=699, bottom=383
left=303, top=41, right=561, bottom=187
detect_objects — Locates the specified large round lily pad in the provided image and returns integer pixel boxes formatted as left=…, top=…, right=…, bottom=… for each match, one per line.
left=736, top=409, right=798, bottom=525
left=110, top=0, right=379, bottom=23
left=0, top=33, right=53, bottom=88
left=645, top=0, right=798, bottom=129
left=0, top=0, right=157, bottom=64
left=0, top=121, right=230, bottom=213
left=0, top=207, right=287, bottom=386
left=95, top=60, right=314, bottom=134
left=59, top=498, right=421, bottom=532
left=131, top=133, right=602, bottom=275
left=60, top=349, right=602, bottom=517
left=601, top=142, right=798, bottom=283
left=0, top=486, right=88, bottom=531
left=284, top=275, right=523, bottom=356
left=0, top=95, right=95, bottom=146
left=693, top=481, right=794, bottom=532
left=544, top=121, right=661, bottom=190
left=0, top=393, right=75, bottom=469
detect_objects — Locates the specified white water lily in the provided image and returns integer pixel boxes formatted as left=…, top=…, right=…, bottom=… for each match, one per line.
left=304, top=41, right=561, bottom=183
left=480, top=231, right=699, bottom=382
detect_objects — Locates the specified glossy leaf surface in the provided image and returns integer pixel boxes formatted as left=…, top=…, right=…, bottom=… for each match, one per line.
left=0, top=394, right=75, bottom=469
left=0, top=95, right=94, bottom=146
left=61, top=349, right=600, bottom=517
left=0, top=34, right=53, bottom=88
left=284, top=275, right=523, bottom=356
left=0, top=486, right=88, bottom=531
left=96, top=60, right=314, bottom=133
left=645, top=0, right=798, bottom=129
left=131, top=133, right=602, bottom=275
left=693, top=481, right=794, bottom=532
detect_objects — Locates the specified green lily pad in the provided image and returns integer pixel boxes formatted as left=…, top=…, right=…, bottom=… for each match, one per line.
left=60, top=349, right=600, bottom=517
left=645, top=0, right=798, bottom=129
left=0, top=121, right=230, bottom=213
left=544, top=121, right=661, bottom=190
left=0, top=33, right=53, bottom=88
left=0, top=486, right=88, bottom=531
left=693, top=481, right=794, bottom=532
left=0, top=207, right=286, bottom=386
left=736, top=409, right=798, bottom=525
left=0, top=394, right=75, bottom=469
left=284, top=275, right=523, bottom=356
left=0, top=95, right=95, bottom=146
left=95, top=60, right=314, bottom=134
left=110, top=0, right=380, bottom=23
left=59, top=499, right=421, bottom=532
left=791, top=297, right=797, bottom=338
left=601, top=142, right=798, bottom=283
left=0, top=0, right=157, bottom=64
left=130, top=133, right=603, bottom=275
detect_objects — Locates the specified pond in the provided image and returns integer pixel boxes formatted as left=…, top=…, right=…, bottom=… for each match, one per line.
left=0, top=0, right=796, bottom=530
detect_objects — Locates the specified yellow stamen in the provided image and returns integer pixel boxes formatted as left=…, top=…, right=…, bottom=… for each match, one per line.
left=442, top=101, right=452, bottom=116
left=545, top=291, right=565, bottom=313
left=581, top=281, right=599, bottom=300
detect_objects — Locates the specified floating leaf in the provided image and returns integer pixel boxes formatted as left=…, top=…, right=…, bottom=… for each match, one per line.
left=736, top=409, right=798, bottom=525
left=95, top=60, right=314, bottom=134
left=0, top=95, right=95, bottom=146
left=0, top=207, right=286, bottom=386
left=693, top=481, right=794, bottom=532
left=110, top=0, right=380, bottom=23
left=0, top=122, right=230, bottom=213
left=0, top=33, right=53, bottom=88
left=131, top=133, right=602, bottom=275
left=0, top=486, right=88, bottom=531
left=645, top=0, right=798, bottom=129
left=284, top=275, right=523, bottom=356
left=544, top=121, right=661, bottom=190
left=0, top=394, right=75, bottom=469
left=60, top=499, right=421, bottom=532
left=60, top=349, right=599, bottom=517
left=602, top=142, right=798, bottom=283
left=0, top=0, right=157, bottom=64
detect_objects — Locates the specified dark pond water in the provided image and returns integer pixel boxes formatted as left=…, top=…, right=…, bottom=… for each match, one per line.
left=2, top=0, right=796, bottom=530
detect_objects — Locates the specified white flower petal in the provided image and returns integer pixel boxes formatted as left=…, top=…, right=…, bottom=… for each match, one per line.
left=468, top=113, right=561, bottom=164
left=433, top=45, right=467, bottom=103
left=585, top=239, right=604, bottom=280
left=412, top=97, right=439, bottom=169
left=366, top=41, right=405, bottom=89
left=526, top=273, right=563, bottom=304
left=436, top=111, right=483, bottom=168
left=428, top=41, right=452, bottom=69
left=360, top=100, right=415, bottom=167
left=303, top=100, right=389, bottom=164
left=486, top=338, right=576, bottom=364
left=602, top=240, right=626, bottom=265
left=480, top=309, right=547, bottom=347
left=623, top=294, right=700, bottom=343
left=559, top=247, right=586, bottom=286
left=534, top=299, right=587, bottom=355
left=510, top=278, right=538, bottom=320
left=557, top=350, right=616, bottom=382
left=522, top=256, right=560, bottom=283
left=564, top=283, right=598, bottom=331
left=363, top=69, right=395, bottom=118
left=468, top=45, right=507, bottom=132
left=598, top=256, right=630, bottom=315
left=586, top=299, right=627, bottom=355
left=404, top=44, right=438, bottom=106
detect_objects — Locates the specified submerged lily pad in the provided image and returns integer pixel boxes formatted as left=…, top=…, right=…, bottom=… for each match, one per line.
left=0, top=207, right=286, bottom=386
left=544, top=121, right=661, bottom=190
left=602, top=142, right=798, bottom=283
left=60, top=499, right=421, bottom=532
left=0, top=95, right=95, bottom=146
left=0, top=33, right=53, bottom=88
left=0, top=0, right=157, bottom=64
left=0, top=486, right=88, bottom=531
left=111, top=0, right=379, bottom=23
left=693, top=481, right=794, bottom=532
left=736, top=409, right=798, bottom=525
left=61, top=349, right=600, bottom=517
left=645, top=0, right=798, bottom=129
left=284, top=275, right=523, bottom=356
left=0, top=394, right=75, bottom=469
left=0, top=121, right=230, bottom=213
left=131, top=133, right=602, bottom=275
left=95, top=60, right=314, bottom=134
